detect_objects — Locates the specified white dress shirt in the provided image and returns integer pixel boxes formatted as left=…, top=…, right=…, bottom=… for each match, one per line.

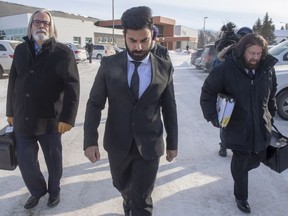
left=127, top=53, right=152, bottom=98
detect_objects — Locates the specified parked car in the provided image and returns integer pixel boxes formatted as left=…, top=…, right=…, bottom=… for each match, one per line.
left=0, top=40, right=21, bottom=78
left=64, top=43, right=87, bottom=63
left=92, top=44, right=116, bottom=59
left=268, top=40, right=288, bottom=65
left=275, top=65, right=288, bottom=120
left=199, top=44, right=217, bottom=72
left=194, top=57, right=202, bottom=69
left=190, top=48, right=204, bottom=65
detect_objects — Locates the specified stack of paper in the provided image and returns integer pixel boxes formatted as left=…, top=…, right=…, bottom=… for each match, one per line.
left=216, top=93, right=235, bottom=128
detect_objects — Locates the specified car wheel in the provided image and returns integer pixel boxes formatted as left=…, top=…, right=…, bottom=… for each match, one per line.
left=276, top=91, right=288, bottom=120
left=0, top=65, right=4, bottom=79
left=96, top=54, right=102, bottom=60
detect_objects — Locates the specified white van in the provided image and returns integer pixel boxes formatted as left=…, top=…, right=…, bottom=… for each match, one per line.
left=92, top=44, right=116, bottom=59
left=0, top=40, right=21, bottom=78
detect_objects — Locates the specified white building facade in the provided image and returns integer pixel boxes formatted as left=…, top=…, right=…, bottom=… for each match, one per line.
left=0, top=13, right=124, bottom=47
left=174, top=25, right=198, bottom=49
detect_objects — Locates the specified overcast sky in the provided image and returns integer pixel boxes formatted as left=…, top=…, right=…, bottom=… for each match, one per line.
left=4, top=0, right=288, bottom=31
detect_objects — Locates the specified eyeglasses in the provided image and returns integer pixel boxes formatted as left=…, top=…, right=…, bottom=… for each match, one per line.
left=32, top=20, right=51, bottom=27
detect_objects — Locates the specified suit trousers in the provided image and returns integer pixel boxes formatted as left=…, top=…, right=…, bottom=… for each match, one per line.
left=108, top=142, right=160, bottom=216
left=231, top=149, right=266, bottom=200
left=15, top=132, right=62, bottom=198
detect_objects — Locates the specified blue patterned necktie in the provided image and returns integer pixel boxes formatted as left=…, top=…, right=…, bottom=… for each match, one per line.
left=35, top=47, right=41, bottom=55
left=130, top=61, right=141, bottom=100
left=248, top=69, right=254, bottom=79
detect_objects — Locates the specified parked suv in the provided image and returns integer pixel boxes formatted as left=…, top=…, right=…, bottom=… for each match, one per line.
left=0, top=40, right=21, bottom=78
left=92, top=44, right=116, bottom=59
left=64, top=43, right=87, bottom=64
left=275, top=65, right=288, bottom=120
left=199, top=44, right=217, bottom=72
left=268, top=40, right=288, bottom=66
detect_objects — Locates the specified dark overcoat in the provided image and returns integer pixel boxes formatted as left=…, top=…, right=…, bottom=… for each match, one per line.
left=200, top=51, right=278, bottom=152
left=6, top=36, right=80, bottom=135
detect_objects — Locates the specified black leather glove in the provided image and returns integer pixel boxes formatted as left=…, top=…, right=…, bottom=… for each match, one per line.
left=210, top=118, right=220, bottom=128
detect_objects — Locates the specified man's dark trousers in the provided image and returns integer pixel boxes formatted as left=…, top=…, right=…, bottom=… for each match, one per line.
left=108, top=142, right=160, bottom=216
left=231, top=150, right=266, bottom=200
left=15, top=132, right=62, bottom=198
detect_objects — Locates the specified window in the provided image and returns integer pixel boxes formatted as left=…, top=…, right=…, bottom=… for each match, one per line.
left=73, top=37, right=81, bottom=45
left=0, top=44, right=7, bottom=51
left=94, top=45, right=104, bottom=50
left=85, top=37, right=92, bottom=44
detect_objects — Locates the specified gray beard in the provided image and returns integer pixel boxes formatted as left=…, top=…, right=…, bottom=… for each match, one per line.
left=33, top=32, right=49, bottom=42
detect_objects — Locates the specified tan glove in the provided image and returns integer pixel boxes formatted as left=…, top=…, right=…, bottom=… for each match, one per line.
left=7, top=117, right=13, bottom=126
left=58, top=122, right=72, bottom=134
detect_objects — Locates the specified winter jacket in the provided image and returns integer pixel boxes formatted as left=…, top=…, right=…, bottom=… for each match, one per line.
left=200, top=50, right=278, bottom=152
left=6, top=36, right=80, bottom=135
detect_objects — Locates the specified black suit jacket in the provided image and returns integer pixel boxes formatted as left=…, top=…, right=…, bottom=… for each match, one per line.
left=84, top=51, right=178, bottom=160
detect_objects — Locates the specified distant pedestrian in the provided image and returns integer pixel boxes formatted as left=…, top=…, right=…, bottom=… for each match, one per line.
left=83, top=6, right=178, bottom=216
left=86, top=40, right=93, bottom=63
left=200, top=33, right=277, bottom=213
left=6, top=9, right=80, bottom=209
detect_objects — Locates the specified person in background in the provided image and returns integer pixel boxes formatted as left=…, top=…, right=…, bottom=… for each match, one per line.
left=213, top=26, right=254, bottom=157
left=6, top=10, right=80, bottom=209
left=200, top=34, right=277, bottom=213
left=86, top=40, right=94, bottom=63
left=150, top=25, right=171, bottom=61
left=83, top=6, right=178, bottom=216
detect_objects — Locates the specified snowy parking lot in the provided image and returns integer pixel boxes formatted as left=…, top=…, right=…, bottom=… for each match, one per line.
left=0, top=52, right=287, bottom=216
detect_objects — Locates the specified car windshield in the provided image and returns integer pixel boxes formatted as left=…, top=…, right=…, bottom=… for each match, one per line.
left=268, top=40, right=288, bottom=55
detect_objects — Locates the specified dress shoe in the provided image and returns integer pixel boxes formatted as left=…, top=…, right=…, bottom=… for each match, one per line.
left=218, top=145, right=227, bottom=157
left=24, top=191, right=47, bottom=209
left=24, top=196, right=41, bottom=209
left=47, top=195, right=60, bottom=207
left=123, top=200, right=132, bottom=216
left=236, top=199, right=251, bottom=213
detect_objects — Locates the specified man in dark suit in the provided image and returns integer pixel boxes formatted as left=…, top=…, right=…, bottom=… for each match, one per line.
left=6, top=10, right=80, bottom=209
left=151, top=25, right=171, bottom=62
left=84, top=6, right=178, bottom=216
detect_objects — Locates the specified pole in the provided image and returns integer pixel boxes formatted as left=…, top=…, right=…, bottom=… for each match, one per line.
left=203, top=17, right=208, bottom=45
left=112, top=0, right=115, bottom=45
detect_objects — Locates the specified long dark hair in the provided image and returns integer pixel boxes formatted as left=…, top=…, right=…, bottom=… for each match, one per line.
left=234, top=33, right=268, bottom=60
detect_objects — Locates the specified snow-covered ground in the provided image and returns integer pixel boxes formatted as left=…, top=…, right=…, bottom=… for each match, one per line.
left=0, top=52, right=287, bottom=216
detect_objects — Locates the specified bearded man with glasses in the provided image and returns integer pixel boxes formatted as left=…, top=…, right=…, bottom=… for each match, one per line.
left=6, top=10, right=80, bottom=210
